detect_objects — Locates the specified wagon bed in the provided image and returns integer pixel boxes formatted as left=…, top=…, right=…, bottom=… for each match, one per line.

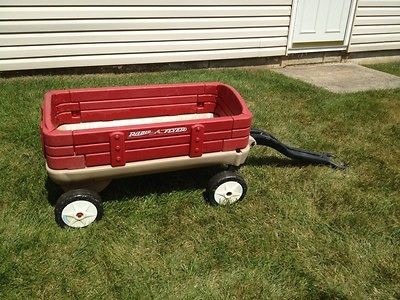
left=41, top=82, right=253, bottom=185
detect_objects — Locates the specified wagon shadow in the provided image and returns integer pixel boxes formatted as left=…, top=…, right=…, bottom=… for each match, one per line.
left=45, top=178, right=64, bottom=206
left=100, top=166, right=224, bottom=203
left=45, top=167, right=219, bottom=205
left=95, top=156, right=315, bottom=202
left=45, top=156, right=321, bottom=205
left=245, top=155, right=314, bottom=168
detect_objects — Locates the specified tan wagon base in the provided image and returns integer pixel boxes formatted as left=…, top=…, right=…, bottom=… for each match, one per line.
left=47, top=139, right=254, bottom=191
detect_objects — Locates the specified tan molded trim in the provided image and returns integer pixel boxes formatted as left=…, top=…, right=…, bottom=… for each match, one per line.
left=47, top=140, right=253, bottom=185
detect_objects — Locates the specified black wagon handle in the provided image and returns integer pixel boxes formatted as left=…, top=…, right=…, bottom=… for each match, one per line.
left=250, top=129, right=346, bottom=169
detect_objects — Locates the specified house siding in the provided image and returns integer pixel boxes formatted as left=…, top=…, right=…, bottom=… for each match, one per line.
left=349, top=0, right=400, bottom=52
left=0, top=0, right=292, bottom=71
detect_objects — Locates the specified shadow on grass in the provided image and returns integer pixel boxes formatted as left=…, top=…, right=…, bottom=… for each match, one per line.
left=45, top=166, right=223, bottom=205
left=91, top=155, right=321, bottom=204
left=245, top=155, right=314, bottom=168
left=45, top=178, right=64, bottom=206
left=45, top=155, right=331, bottom=205
left=101, top=166, right=222, bottom=203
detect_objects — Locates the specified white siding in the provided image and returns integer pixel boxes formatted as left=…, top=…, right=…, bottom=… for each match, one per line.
left=0, top=1, right=292, bottom=71
left=349, top=0, right=400, bottom=52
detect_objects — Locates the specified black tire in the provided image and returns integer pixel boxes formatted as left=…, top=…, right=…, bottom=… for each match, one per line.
left=55, top=189, right=103, bottom=228
left=206, top=171, right=247, bottom=206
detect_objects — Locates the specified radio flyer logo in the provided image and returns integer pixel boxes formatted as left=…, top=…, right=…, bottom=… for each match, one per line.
left=128, top=127, right=188, bottom=138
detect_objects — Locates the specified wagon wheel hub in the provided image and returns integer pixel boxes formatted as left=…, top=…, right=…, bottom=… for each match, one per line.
left=61, top=200, right=99, bottom=228
left=214, top=181, right=244, bottom=205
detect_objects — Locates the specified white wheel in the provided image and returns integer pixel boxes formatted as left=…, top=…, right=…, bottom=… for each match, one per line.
left=206, top=171, right=247, bottom=206
left=55, top=189, right=103, bottom=228
left=214, top=181, right=244, bottom=205
left=61, top=200, right=98, bottom=228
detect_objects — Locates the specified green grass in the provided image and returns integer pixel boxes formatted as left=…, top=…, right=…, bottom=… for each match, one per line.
left=365, top=61, right=400, bottom=77
left=0, top=64, right=399, bottom=299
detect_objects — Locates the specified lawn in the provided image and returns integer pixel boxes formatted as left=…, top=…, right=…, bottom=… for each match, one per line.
left=0, top=64, right=399, bottom=299
left=365, top=61, right=400, bottom=77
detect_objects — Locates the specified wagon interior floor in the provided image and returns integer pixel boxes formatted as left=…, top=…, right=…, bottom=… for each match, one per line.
left=57, top=113, right=215, bottom=131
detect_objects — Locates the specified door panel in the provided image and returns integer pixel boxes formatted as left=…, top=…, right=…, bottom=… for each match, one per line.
left=293, top=0, right=352, bottom=43
left=300, top=0, right=320, bottom=34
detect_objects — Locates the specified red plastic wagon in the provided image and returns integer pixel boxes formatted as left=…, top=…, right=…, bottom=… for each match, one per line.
left=41, top=82, right=342, bottom=228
